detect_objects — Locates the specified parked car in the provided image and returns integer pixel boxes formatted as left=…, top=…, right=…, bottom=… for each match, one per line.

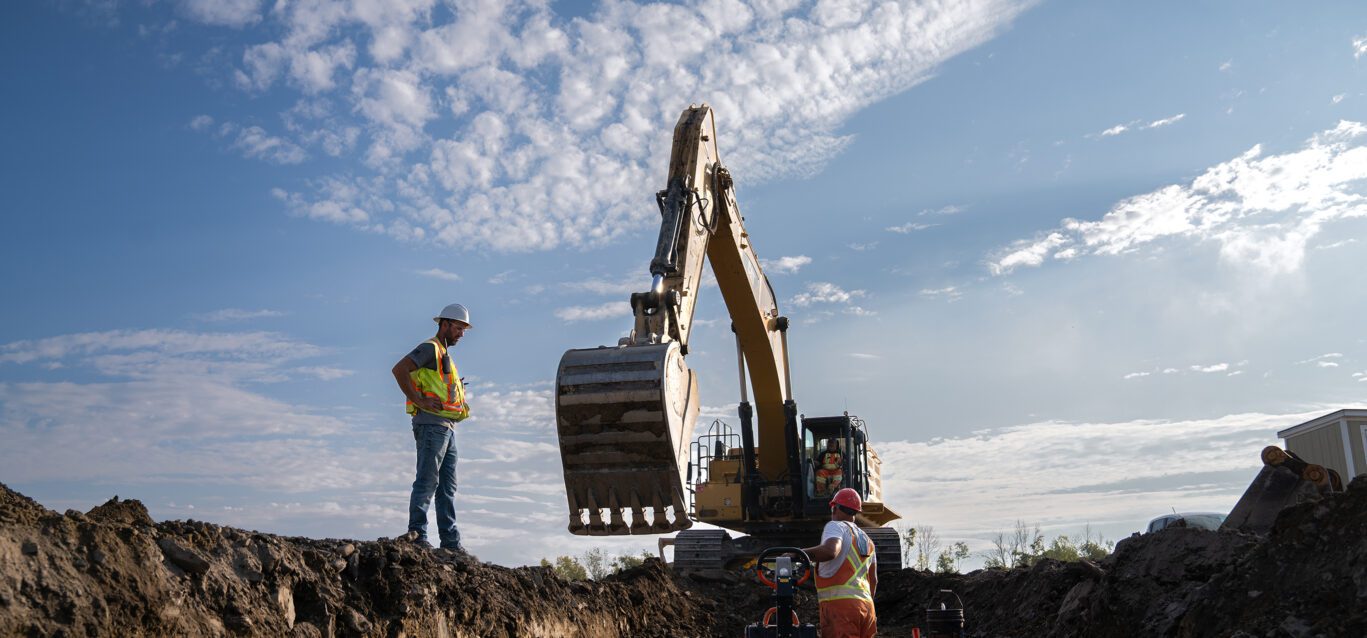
left=1146, top=512, right=1226, bottom=533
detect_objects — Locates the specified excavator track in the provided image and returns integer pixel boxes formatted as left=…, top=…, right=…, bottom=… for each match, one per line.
left=556, top=342, right=699, bottom=535
left=672, top=529, right=731, bottom=573
left=863, top=526, right=904, bottom=573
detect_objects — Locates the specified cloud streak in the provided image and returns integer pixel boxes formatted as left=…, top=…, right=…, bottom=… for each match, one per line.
left=760, top=255, right=812, bottom=275
left=991, top=121, right=1367, bottom=275
left=192, top=308, right=287, bottom=322
left=554, top=301, right=631, bottom=322
left=877, top=410, right=1327, bottom=552
left=1094, top=112, right=1185, bottom=138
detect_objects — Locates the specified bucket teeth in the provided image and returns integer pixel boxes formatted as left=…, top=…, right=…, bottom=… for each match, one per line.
left=607, top=488, right=629, bottom=534
left=556, top=343, right=699, bottom=536
left=629, top=490, right=650, bottom=533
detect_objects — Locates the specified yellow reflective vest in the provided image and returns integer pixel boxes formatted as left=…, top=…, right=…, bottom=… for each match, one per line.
left=814, top=522, right=875, bottom=604
left=405, top=338, right=469, bottom=422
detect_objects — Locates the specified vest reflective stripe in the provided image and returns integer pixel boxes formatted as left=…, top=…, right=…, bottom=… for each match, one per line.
left=814, top=522, right=875, bottom=604
left=405, top=339, right=469, bottom=421
left=820, top=452, right=842, bottom=471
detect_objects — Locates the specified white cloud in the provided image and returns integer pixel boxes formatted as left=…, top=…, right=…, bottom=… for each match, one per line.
left=1354, top=35, right=1367, bottom=59
left=1146, top=113, right=1185, bottom=129
left=1332, top=94, right=1346, bottom=105
left=228, top=124, right=308, bottom=164
left=1219, top=60, right=1232, bottom=72
left=1297, top=352, right=1343, bottom=365
left=847, top=241, right=878, bottom=252
left=760, top=255, right=812, bottom=275
left=919, top=205, right=965, bottom=216
left=887, top=222, right=935, bottom=233
left=197, top=0, right=1036, bottom=251
left=1190, top=363, right=1229, bottom=373
left=192, top=308, right=287, bottom=322
left=1094, top=113, right=1184, bottom=139
left=790, top=282, right=865, bottom=307
left=876, top=410, right=1328, bottom=551
left=302, top=366, right=356, bottom=380
left=554, top=301, right=631, bottom=321
left=849, top=352, right=881, bottom=360
left=919, top=286, right=962, bottom=302
left=988, top=232, right=1069, bottom=275
left=1316, top=238, right=1358, bottom=250
left=0, top=325, right=600, bottom=564
left=991, top=121, right=1367, bottom=275
left=0, top=328, right=367, bottom=491
left=562, top=276, right=642, bottom=295
left=416, top=267, right=462, bottom=282
left=487, top=270, right=517, bottom=284
left=1100, top=123, right=1128, bottom=137
left=179, top=0, right=262, bottom=28
left=1122, top=371, right=1150, bottom=380
left=189, top=114, right=214, bottom=130
left=0, top=329, right=324, bottom=377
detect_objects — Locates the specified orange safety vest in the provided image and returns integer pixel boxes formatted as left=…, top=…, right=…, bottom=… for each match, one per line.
left=819, top=451, right=843, bottom=471
left=814, top=522, right=875, bottom=604
left=405, top=338, right=469, bottom=422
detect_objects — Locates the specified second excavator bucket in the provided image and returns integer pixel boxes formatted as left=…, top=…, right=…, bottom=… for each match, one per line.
left=556, top=342, right=699, bottom=535
left=1222, top=446, right=1342, bottom=534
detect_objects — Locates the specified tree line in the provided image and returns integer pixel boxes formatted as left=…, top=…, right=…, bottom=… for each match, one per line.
left=894, top=520, right=1115, bottom=573
left=539, top=547, right=656, bottom=580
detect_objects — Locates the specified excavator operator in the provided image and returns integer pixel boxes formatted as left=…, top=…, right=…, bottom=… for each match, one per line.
left=797, top=488, right=878, bottom=638
left=815, top=439, right=844, bottom=496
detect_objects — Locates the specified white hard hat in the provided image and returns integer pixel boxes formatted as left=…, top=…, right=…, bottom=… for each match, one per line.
left=433, top=303, right=471, bottom=327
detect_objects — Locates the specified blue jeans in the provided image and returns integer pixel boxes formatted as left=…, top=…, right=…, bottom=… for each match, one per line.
left=408, top=424, right=460, bottom=548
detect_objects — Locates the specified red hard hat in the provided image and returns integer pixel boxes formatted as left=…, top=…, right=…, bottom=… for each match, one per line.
left=830, top=488, right=862, bottom=513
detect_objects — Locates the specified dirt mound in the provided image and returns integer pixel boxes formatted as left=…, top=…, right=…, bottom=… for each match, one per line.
left=696, top=481, right=1366, bottom=638
left=1178, top=475, right=1367, bottom=637
left=85, top=495, right=155, bottom=527
left=0, top=482, right=714, bottom=637
left=0, top=482, right=50, bottom=527
left=2, top=480, right=1364, bottom=637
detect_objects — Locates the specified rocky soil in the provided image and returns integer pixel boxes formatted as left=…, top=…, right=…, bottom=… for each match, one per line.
left=2, top=477, right=1363, bottom=637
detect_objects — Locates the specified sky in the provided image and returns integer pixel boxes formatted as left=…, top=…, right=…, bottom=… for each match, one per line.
left=2, top=0, right=1367, bottom=569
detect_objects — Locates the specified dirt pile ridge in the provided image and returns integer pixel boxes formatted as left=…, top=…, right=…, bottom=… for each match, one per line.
left=2, top=478, right=1364, bottom=637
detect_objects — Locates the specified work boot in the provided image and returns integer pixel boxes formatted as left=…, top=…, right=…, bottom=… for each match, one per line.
left=436, top=545, right=479, bottom=564
left=400, top=530, right=432, bottom=549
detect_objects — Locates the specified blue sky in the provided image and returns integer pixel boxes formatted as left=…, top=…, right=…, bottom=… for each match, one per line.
left=3, top=0, right=1367, bottom=567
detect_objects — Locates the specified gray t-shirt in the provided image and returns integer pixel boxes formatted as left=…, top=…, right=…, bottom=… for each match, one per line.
left=407, top=341, right=459, bottom=428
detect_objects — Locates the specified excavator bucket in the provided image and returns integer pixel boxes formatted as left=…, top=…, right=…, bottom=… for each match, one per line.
left=1222, top=446, right=1340, bottom=534
left=556, top=342, right=699, bottom=535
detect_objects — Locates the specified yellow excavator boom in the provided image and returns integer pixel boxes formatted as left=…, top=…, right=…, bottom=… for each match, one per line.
left=555, top=105, right=896, bottom=540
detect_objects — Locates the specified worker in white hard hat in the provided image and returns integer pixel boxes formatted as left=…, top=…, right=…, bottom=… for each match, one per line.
left=391, top=303, right=472, bottom=552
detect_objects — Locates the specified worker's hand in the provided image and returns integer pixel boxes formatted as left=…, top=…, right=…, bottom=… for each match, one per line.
left=417, top=397, right=443, bottom=412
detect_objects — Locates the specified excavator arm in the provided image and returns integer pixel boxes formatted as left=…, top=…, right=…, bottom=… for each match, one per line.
left=555, top=105, right=794, bottom=535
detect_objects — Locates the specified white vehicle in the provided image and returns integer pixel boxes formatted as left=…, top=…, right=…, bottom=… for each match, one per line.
left=1146, top=512, right=1226, bottom=533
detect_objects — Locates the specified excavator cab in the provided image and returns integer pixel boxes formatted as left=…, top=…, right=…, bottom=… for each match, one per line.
left=800, top=415, right=867, bottom=511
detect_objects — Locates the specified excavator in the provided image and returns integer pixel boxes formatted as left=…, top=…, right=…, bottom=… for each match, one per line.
left=554, top=105, right=902, bottom=573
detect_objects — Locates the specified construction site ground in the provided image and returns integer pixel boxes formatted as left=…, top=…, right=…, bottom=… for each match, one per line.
left=2, top=479, right=1363, bottom=637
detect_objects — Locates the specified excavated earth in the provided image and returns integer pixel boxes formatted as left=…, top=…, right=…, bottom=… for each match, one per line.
left=2, top=478, right=1363, bottom=637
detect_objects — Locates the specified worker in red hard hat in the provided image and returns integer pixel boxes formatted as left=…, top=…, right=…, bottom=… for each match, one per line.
left=798, top=487, right=878, bottom=638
